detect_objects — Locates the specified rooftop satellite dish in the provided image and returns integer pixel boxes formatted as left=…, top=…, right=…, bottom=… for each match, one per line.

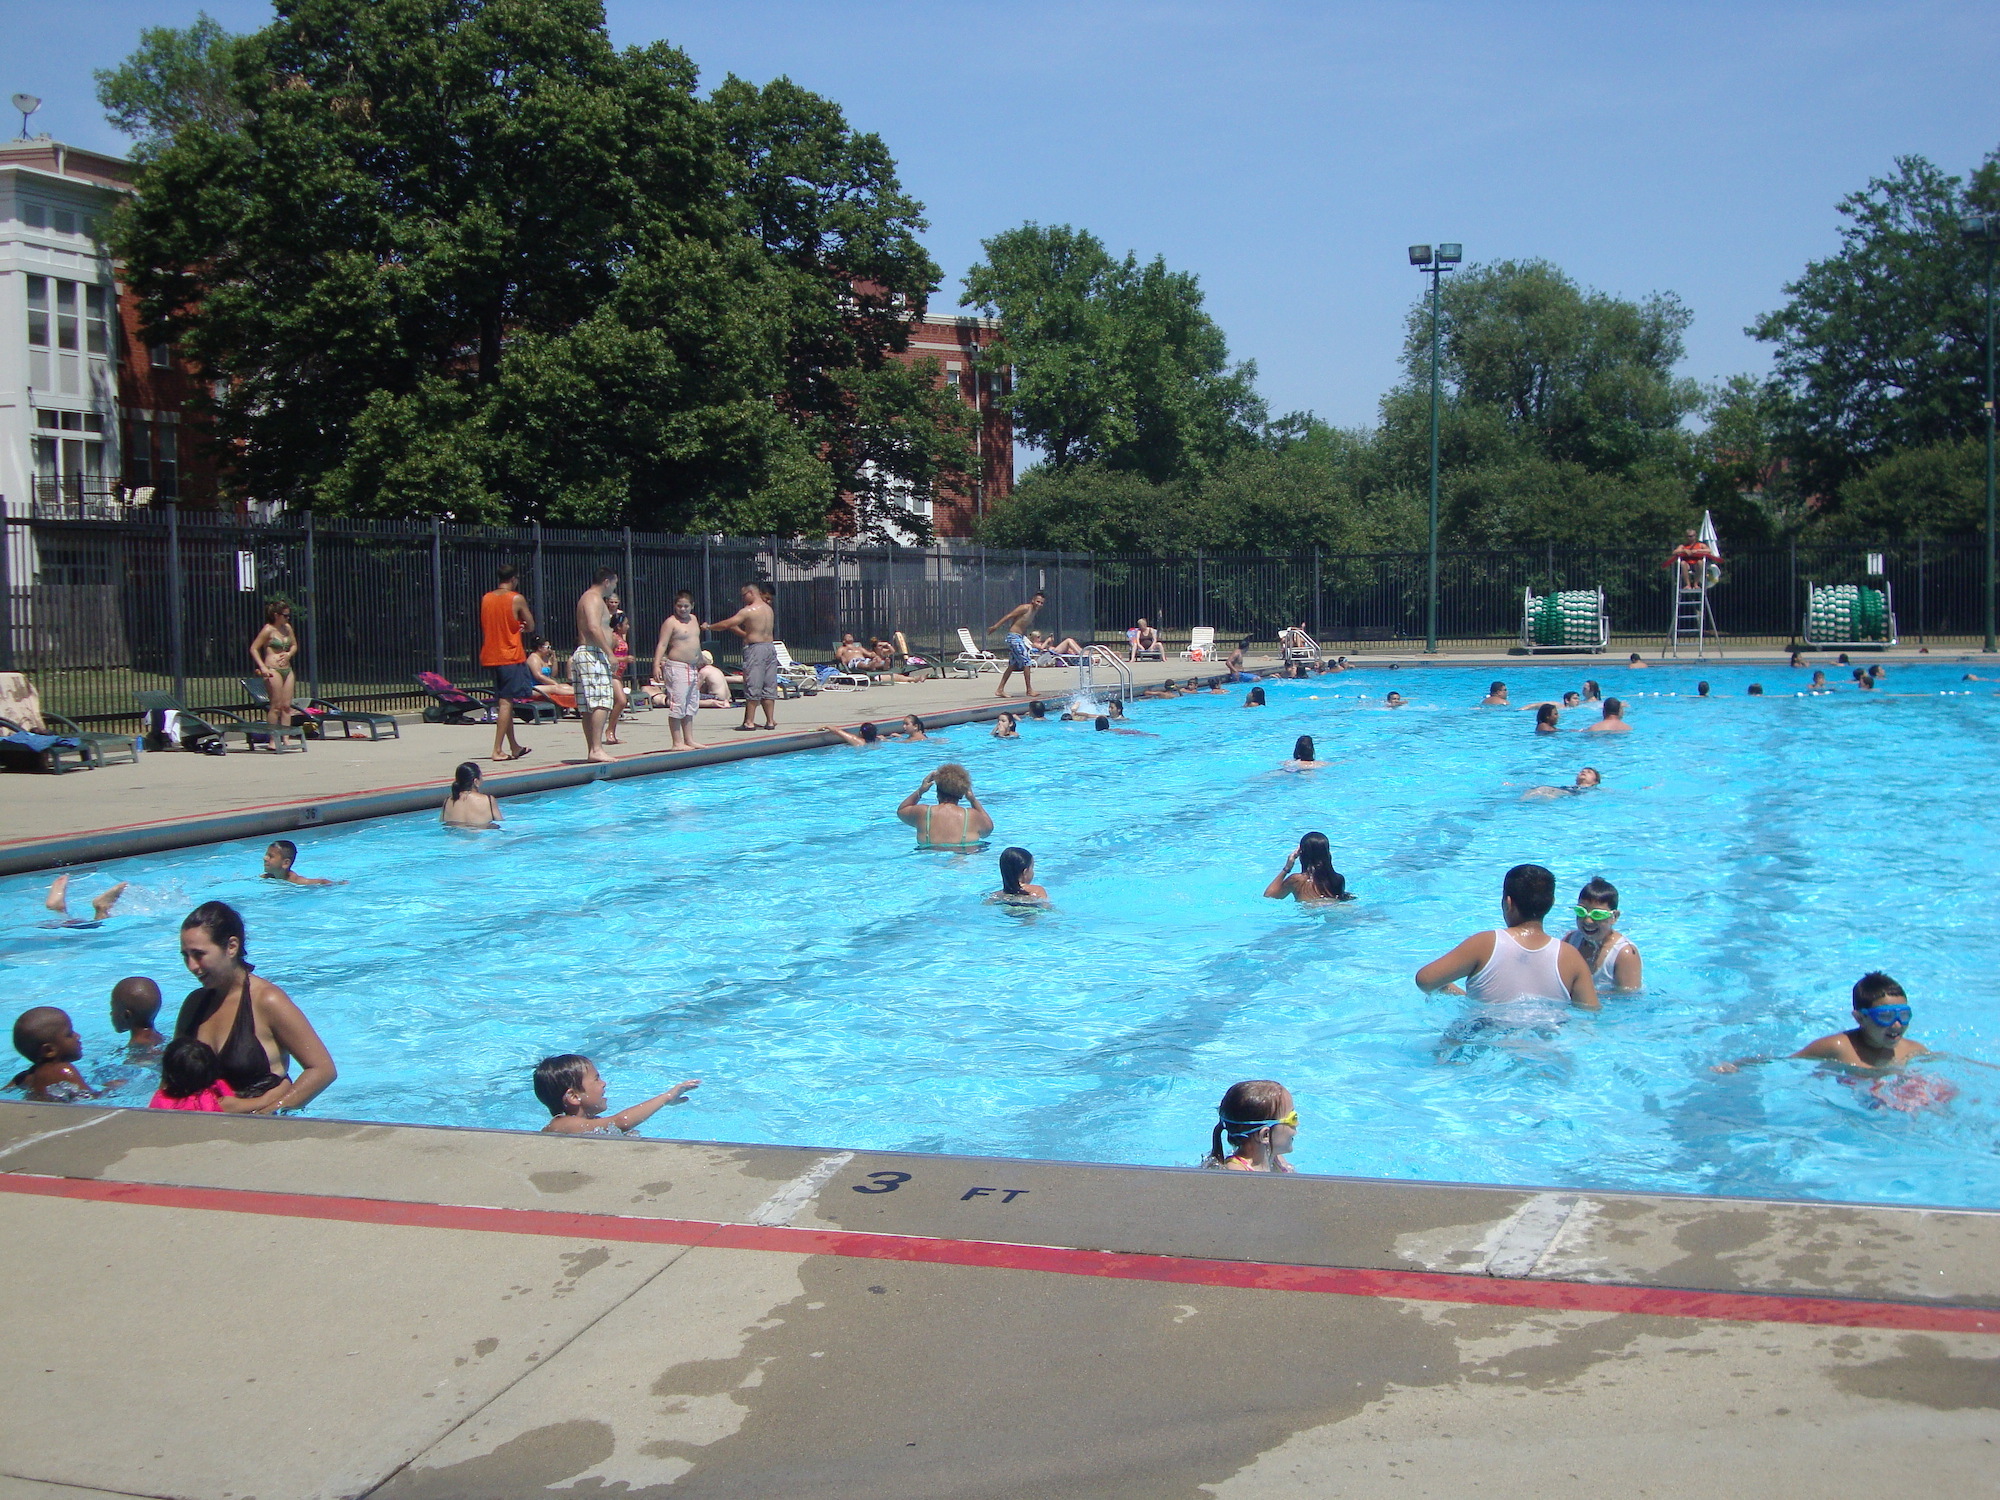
left=12, top=93, right=41, bottom=139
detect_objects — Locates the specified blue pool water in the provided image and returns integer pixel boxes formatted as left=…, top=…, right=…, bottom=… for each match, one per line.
left=7, top=662, right=1999, bottom=1209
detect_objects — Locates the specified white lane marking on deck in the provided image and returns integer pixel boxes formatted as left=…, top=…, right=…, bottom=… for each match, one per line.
left=1482, top=1192, right=1581, bottom=1278
left=0, top=1110, right=118, bottom=1162
left=748, top=1152, right=856, bottom=1226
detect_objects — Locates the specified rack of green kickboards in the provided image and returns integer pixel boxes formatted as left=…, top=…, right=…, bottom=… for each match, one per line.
left=1802, top=581, right=1898, bottom=649
left=1520, top=586, right=1610, bottom=653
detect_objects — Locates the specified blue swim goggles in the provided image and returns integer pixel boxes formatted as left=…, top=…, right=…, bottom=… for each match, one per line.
left=1859, top=1004, right=1911, bottom=1027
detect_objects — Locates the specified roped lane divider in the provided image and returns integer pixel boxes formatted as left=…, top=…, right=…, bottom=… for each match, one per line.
left=5, top=1171, right=1995, bottom=1336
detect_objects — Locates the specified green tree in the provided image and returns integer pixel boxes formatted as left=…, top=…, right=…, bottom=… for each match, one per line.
left=1825, top=440, right=1988, bottom=539
left=1378, top=259, right=1703, bottom=547
left=1752, top=149, right=2000, bottom=507
left=962, top=223, right=1263, bottom=482
left=1686, top=374, right=1810, bottom=543
left=710, top=76, right=969, bottom=540
left=93, top=12, right=248, bottom=160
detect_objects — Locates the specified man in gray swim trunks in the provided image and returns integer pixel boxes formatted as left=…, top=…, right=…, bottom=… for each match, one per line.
left=572, top=566, right=620, bottom=763
left=707, top=581, right=779, bottom=731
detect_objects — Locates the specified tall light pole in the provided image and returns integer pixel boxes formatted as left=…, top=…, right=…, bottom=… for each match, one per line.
left=1409, top=242, right=1461, bottom=653
left=1964, top=213, right=1998, bottom=653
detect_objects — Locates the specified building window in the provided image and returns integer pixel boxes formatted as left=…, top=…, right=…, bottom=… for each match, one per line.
left=124, top=417, right=178, bottom=500
left=22, top=202, right=46, bottom=229
left=150, top=342, right=171, bottom=369
left=53, top=208, right=77, bottom=235
left=85, top=286, right=109, bottom=355
left=26, top=276, right=110, bottom=396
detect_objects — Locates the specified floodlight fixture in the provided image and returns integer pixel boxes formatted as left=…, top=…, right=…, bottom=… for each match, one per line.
left=1408, top=244, right=1433, bottom=267
left=1436, top=243, right=1463, bottom=264
left=1962, top=214, right=1999, bottom=244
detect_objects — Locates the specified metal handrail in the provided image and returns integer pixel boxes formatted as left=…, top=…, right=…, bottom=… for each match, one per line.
left=1079, top=644, right=1133, bottom=701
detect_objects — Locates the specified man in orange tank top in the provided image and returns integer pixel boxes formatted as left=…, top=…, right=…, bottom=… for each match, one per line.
left=479, top=564, right=537, bottom=762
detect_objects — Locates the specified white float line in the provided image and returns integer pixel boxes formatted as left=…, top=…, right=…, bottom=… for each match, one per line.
left=1483, top=1192, right=1582, bottom=1278
left=748, top=1151, right=856, bottom=1227
left=0, top=1109, right=119, bottom=1163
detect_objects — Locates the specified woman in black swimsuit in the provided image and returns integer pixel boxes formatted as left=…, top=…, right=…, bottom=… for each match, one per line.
left=174, top=901, right=337, bottom=1114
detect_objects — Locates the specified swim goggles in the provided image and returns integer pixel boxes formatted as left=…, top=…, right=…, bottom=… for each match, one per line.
left=1220, top=1111, right=1299, bottom=1132
left=1573, top=905, right=1617, bottom=923
left=1859, top=1004, right=1911, bottom=1027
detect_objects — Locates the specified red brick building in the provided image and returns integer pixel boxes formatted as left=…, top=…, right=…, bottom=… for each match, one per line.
left=889, top=309, right=1012, bottom=537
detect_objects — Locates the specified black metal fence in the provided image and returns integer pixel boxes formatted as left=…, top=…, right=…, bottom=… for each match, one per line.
left=0, top=509, right=1985, bottom=729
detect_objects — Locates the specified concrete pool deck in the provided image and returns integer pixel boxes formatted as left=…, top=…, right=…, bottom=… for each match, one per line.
left=0, top=1101, right=1995, bottom=1499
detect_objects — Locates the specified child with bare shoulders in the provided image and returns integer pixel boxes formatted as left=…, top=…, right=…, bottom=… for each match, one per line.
left=262, top=840, right=341, bottom=886
left=828, top=721, right=882, bottom=747
left=1284, top=735, right=1328, bottom=770
left=1522, top=767, right=1601, bottom=800
left=891, top=714, right=932, bottom=740
left=1263, top=832, right=1352, bottom=903
left=1714, top=973, right=1930, bottom=1074
left=1533, top=704, right=1560, bottom=734
left=441, top=761, right=502, bottom=828
left=991, top=712, right=1019, bottom=739
left=111, top=976, right=166, bottom=1056
left=1561, top=876, right=1642, bottom=991
left=535, top=1054, right=699, bottom=1135
left=990, top=846, right=1048, bottom=904
left=1202, top=1080, right=1298, bottom=1173
left=8, top=1006, right=96, bottom=1101
left=1383, top=691, right=1408, bottom=707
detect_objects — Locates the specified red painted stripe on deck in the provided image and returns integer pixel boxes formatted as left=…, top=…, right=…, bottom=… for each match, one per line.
left=6, top=1171, right=1995, bottom=1334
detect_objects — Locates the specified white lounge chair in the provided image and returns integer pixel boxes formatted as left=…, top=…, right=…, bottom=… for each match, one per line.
left=1181, top=625, right=1216, bottom=662
left=771, top=642, right=822, bottom=695
left=955, top=628, right=1003, bottom=674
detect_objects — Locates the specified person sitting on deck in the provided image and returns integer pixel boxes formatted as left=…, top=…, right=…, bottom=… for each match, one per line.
left=897, top=763, right=993, bottom=849
left=524, top=635, right=576, bottom=711
left=695, top=651, right=733, bottom=708
left=1129, top=619, right=1163, bottom=661
left=1414, top=864, right=1599, bottom=1010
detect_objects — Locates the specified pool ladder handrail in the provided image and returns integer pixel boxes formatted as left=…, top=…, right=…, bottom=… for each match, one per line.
left=1079, top=644, right=1134, bottom=700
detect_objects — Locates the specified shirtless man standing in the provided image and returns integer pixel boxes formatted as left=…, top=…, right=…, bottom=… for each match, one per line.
left=572, top=567, right=619, bottom=764
left=708, top=582, right=778, bottom=731
left=651, top=590, right=703, bottom=751
left=988, top=591, right=1045, bottom=699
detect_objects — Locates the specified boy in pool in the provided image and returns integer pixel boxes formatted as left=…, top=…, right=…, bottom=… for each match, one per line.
left=9, top=1006, right=98, bottom=1101
left=262, top=840, right=342, bottom=886
left=1715, top=973, right=1928, bottom=1074
left=110, top=976, right=166, bottom=1056
left=535, top=1054, right=700, bottom=1135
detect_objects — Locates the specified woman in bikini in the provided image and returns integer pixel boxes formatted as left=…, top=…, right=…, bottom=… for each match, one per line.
left=173, top=901, right=337, bottom=1114
left=1263, top=831, right=1353, bottom=903
left=896, top=763, right=993, bottom=849
left=441, top=761, right=502, bottom=828
left=523, top=635, right=576, bottom=712
left=249, top=601, right=299, bottom=735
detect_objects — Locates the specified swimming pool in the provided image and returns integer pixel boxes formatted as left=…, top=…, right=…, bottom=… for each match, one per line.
left=7, top=662, right=1998, bottom=1209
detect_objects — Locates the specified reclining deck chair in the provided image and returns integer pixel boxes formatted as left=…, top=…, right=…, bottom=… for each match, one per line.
left=1180, top=626, right=1217, bottom=662
left=135, top=690, right=306, bottom=753
left=242, top=678, right=403, bottom=740
left=954, top=628, right=1002, bottom=676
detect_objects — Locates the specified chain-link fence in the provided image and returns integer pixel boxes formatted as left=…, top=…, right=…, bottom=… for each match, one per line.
left=1, top=509, right=1987, bottom=729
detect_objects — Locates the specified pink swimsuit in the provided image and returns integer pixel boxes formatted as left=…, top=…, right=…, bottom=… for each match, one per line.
left=149, top=1081, right=233, bottom=1112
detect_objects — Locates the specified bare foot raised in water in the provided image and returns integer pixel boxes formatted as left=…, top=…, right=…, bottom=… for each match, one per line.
left=44, top=875, right=71, bottom=915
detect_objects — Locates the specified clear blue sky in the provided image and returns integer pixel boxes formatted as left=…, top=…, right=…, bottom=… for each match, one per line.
left=11, top=1, right=1997, bottom=430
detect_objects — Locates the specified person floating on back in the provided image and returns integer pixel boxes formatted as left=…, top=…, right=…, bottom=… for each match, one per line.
left=1414, top=864, right=1599, bottom=1010
left=535, top=1054, right=699, bottom=1135
left=1561, top=876, right=1642, bottom=991
left=110, top=976, right=165, bottom=1056
left=1522, top=767, right=1601, bottom=800
left=1204, top=1080, right=1298, bottom=1173
left=1583, top=697, right=1631, bottom=734
left=1264, top=831, right=1352, bottom=903
left=8, top=1006, right=97, bottom=1101
left=1714, top=973, right=1930, bottom=1075
left=262, top=840, right=340, bottom=886
left=898, top=763, right=994, bottom=849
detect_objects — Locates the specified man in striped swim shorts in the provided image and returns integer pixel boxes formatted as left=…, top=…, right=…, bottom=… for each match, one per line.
left=572, top=566, right=620, bottom=763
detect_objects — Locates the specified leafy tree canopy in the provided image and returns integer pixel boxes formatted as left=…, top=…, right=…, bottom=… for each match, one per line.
left=1377, top=259, right=1704, bottom=547
left=93, top=12, right=249, bottom=160
left=108, top=0, right=968, bottom=535
left=962, top=223, right=1264, bottom=483
left=1752, top=148, right=2000, bottom=507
